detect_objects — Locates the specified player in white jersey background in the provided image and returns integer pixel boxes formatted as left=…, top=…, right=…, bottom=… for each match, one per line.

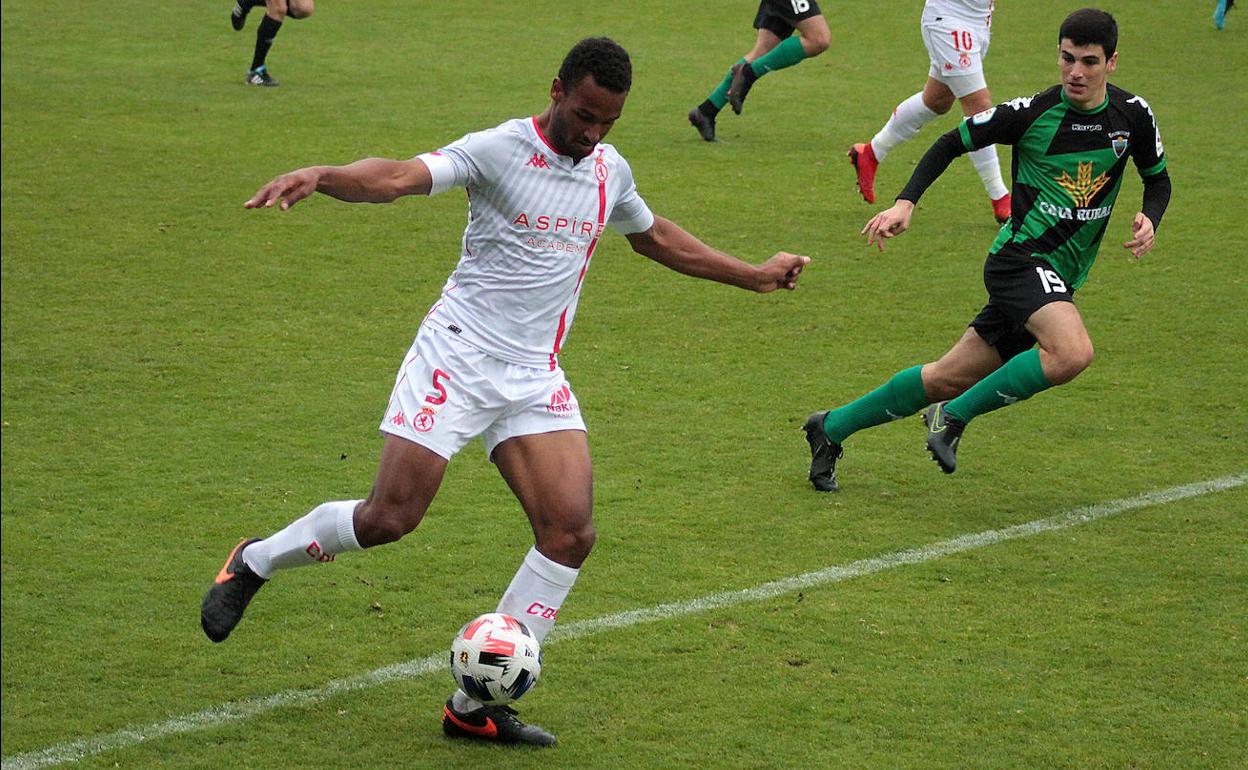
left=201, top=37, right=811, bottom=746
left=848, top=0, right=1012, bottom=224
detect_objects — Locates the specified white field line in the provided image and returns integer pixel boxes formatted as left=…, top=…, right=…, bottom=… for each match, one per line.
left=4, top=472, right=1244, bottom=770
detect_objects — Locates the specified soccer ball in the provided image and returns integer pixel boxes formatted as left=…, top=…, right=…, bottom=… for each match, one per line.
left=449, top=612, right=542, bottom=706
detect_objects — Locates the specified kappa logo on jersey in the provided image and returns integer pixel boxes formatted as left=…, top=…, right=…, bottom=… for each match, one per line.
left=526, top=152, right=551, bottom=169
left=1127, top=95, right=1164, bottom=157
left=1109, top=130, right=1130, bottom=159
left=1004, top=95, right=1035, bottom=112
left=546, top=384, right=578, bottom=415
left=1056, top=161, right=1112, bottom=207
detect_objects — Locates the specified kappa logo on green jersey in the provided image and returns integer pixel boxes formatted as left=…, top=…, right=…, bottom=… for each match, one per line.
left=1056, top=161, right=1112, bottom=207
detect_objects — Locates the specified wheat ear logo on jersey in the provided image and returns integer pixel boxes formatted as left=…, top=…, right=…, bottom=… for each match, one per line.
left=1056, top=161, right=1112, bottom=207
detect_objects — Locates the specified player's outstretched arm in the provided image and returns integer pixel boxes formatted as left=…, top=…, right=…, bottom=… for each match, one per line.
left=625, top=216, right=810, bottom=293
left=862, top=200, right=915, bottom=252
left=244, top=158, right=433, bottom=210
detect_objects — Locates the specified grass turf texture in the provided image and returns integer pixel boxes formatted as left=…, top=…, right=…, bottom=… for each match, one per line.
left=2, top=0, right=1246, bottom=767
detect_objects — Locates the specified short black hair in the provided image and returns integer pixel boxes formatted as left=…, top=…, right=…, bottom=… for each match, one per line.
left=558, top=37, right=632, bottom=93
left=1059, top=8, right=1118, bottom=59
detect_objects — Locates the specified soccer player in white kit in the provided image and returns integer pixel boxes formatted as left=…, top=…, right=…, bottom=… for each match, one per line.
left=848, top=0, right=1012, bottom=224
left=200, top=37, right=811, bottom=746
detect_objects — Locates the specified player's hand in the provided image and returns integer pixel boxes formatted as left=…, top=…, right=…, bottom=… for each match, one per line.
left=756, top=252, right=812, bottom=292
left=244, top=167, right=322, bottom=210
left=1123, top=212, right=1156, bottom=259
left=862, top=201, right=914, bottom=252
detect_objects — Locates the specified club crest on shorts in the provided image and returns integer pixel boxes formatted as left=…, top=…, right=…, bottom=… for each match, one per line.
left=414, top=407, right=436, bottom=432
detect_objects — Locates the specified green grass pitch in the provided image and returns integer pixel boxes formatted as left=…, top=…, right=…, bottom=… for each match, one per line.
left=2, top=1, right=1246, bottom=767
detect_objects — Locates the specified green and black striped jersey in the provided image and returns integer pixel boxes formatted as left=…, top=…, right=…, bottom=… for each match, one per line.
left=959, top=84, right=1167, bottom=289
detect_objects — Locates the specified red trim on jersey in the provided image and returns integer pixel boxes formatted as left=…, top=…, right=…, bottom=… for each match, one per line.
left=549, top=151, right=608, bottom=370
left=531, top=117, right=560, bottom=156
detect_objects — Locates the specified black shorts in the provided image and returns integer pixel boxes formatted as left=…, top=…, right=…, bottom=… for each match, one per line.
left=754, top=0, right=822, bottom=39
left=969, top=254, right=1076, bottom=361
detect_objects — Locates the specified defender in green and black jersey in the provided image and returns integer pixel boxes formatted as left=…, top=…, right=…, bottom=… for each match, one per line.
left=803, top=8, right=1172, bottom=490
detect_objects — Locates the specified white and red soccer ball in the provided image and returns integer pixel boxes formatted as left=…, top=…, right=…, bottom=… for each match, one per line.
left=449, top=612, right=542, bottom=706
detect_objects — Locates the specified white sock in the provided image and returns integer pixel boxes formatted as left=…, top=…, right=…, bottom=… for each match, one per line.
left=871, top=92, right=939, bottom=162
left=969, top=146, right=1009, bottom=199
left=496, top=546, right=580, bottom=643
left=242, top=500, right=363, bottom=579
left=454, top=546, right=581, bottom=712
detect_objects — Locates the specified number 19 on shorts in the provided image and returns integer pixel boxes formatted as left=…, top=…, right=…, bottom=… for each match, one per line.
left=1035, top=266, right=1068, bottom=294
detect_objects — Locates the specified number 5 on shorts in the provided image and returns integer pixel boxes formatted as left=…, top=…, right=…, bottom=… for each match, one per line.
left=426, top=369, right=451, bottom=405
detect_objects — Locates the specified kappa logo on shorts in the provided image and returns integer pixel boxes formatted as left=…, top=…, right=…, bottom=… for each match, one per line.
left=414, top=407, right=436, bottom=432
left=546, top=384, right=578, bottom=415
left=390, top=411, right=407, bottom=427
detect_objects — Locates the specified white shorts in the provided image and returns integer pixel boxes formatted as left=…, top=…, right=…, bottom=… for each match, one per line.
left=379, top=325, right=586, bottom=460
left=921, top=11, right=991, bottom=98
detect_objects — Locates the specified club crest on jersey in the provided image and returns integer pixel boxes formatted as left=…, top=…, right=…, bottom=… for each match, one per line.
left=1109, top=130, right=1130, bottom=159
left=594, top=152, right=608, bottom=184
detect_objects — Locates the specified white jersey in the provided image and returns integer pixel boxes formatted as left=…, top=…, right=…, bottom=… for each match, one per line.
left=924, top=0, right=993, bottom=24
left=418, top=117, right=654, bottom=370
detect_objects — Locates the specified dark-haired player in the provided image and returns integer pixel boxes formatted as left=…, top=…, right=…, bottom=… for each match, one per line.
left=688, top=0, right=831, bottom=141
left=230, top=0, right=314, bottom=86
left=201, top=38, right=810, bottom=744
left=803, top=8, right=1170, bottom=490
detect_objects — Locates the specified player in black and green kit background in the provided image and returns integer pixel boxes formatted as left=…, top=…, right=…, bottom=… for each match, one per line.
left=803, top=8, right=1172, bottom=491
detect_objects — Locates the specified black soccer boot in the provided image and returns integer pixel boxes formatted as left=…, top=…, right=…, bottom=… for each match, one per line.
left=245, top=66, right=279, bottom=86
left=923, top=401, right=966, bottom=474
left=231, top=0, right=250, bottom=31
left=442, top=698, right=557, bottom=746
left=804, top=411, right=844, bottom=492
left=688, top=106, right=717, bottom=142
left=727, top=61, right=757, bottom=114
left=201, top=538, right=267, bottom=642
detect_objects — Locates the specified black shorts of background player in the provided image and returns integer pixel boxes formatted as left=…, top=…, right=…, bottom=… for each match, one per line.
left=230, top=0, right=314, bottom=86
left=687, top=0, right=830, bottom=141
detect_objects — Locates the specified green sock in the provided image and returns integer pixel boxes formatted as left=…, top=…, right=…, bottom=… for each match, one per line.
left=944, top=349, right=1051, bottom=423
left=822, top=365, right=928, bottom=444
left=708, top=59, right=744, bottom=110
left=750, top=36, right=807, bottom=77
